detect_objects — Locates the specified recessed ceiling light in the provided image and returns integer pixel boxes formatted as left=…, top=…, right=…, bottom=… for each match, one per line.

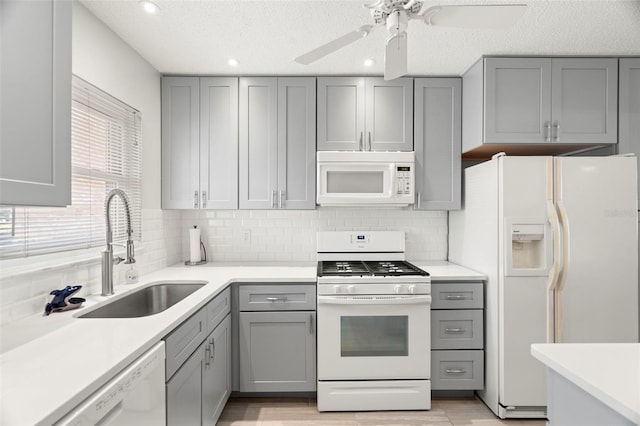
left=364, top=58, right=376, bottom=67
left=139, top=1, right=159, bottom=15
left=228, top=58, right=240, bottom=67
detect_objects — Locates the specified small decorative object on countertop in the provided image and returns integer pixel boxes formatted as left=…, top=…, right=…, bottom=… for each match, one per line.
left=44, top=285, right=86, bottom=316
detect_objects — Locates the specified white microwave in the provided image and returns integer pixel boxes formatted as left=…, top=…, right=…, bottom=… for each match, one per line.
left=316, top=151, right=415, bottom=206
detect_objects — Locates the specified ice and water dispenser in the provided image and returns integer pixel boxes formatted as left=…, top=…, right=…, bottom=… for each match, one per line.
left=506, top=222, right=549, bottom=276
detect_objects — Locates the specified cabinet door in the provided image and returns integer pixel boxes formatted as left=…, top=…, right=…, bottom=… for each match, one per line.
left=239, top=311, right=316, bottom=392
left=203, top=315, right=231, bottom=426
left=317, top=77, right=365, bottom=151
left=484, top=58, right=552, bottom=144
left=166, top=342, right=204, bottom=425
left=0, top=0, right=71, bottom=206
left=277, top=77, right=316, bottom=210
left=365, top=77, right=413, bottom=151
left=161, top=77, right=200, bottom=209
left=618, top=58, right=640, bottom=203
left=551, top=58, right=618, bottom=144
left=200, top=77, right=238, bottom=209
left=414, top=78, right=461, bottom=210
left=239, top=77, right=278, bottom=209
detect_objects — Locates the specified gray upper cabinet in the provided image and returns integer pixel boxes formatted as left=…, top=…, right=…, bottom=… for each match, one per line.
left=161, top=77, right=238, bottom=209
left=317, top=77, right=413, bottom=151
left=464, top=57, right=618, bottom=156
left=618, top=58, right=640, bottom=203
left=239, top=77, right=316, bottom=210
left=414, top=78, right=461, bottom=210
left=0, top=0, right=72, bottom=206
left=550, top=58, right=618, bottom=144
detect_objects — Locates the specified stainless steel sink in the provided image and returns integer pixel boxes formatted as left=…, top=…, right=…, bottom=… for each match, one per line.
left=79, top=282, right=206, bottom=318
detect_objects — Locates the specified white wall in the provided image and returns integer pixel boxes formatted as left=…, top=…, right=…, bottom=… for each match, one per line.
left=73, top=2, right=161, bottom=210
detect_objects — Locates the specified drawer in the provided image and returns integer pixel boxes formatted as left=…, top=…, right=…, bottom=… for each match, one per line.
left=205, top=287, right=231, bottom=335
left=164, top=307, right=207, bottom=379
left=431, top=350, right=484, bottom=390
left=431, top=282, right=483, bottom=310
left=431, top=309, right=483, bottom=350
left=239, top=284, right=316, bottom=312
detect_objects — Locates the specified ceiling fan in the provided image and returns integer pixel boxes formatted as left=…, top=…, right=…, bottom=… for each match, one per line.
left=294, top=1, right=527, bottom=80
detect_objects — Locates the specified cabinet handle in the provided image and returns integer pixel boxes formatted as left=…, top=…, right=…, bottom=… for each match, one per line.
left=359, top=132, right=364, bottom=151
left=205, top=345, right=211, bottom=367
left=210, top=337, right=215, bottom=362
left=445, top=368, right=467, bottom=374
left=553, top=122, right=560, bottom=142
left=445, top=327, right=465, bottom=333
left=271, top=190, right=277, bottom=208
left=279, top=190, right=285, bottom=208
left=266, top=296, right=288, bottom=302
left=416, top=192, right=421, bottom=209
left=310, top=313, right=314, bottom=334
left=545, top=122, right=551, bottom=143
left=194, top=190, right=199, bottom=209
left=368, top=132, right=372, bottom=151
left=445, top=295, right=467, bottom=300
left=202, top=190, right=207, bottom=209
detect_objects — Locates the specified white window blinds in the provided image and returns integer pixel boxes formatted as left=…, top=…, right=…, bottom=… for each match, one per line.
left=0, top=76, right=142, bottom=259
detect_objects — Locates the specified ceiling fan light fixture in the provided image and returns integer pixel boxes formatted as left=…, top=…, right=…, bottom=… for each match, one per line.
left=139, top=0, right=159, bottom=15
left=364, top=58, right=376, bottom=67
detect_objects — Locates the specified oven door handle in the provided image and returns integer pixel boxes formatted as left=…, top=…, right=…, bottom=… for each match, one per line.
left=318, top=295, right=431, bottom=305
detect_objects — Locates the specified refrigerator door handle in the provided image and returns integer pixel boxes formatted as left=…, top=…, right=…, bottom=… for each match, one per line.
left=546, top=200, right=562, bottom=292
left=546, top=200, right=562, bottom=343
left=554, top=199, right=571, bottom=342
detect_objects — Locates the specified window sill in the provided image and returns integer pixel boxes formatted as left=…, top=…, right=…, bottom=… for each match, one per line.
left=0, top=243, right=144, bottom=280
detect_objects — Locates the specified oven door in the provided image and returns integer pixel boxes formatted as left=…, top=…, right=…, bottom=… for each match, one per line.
left=317, top=294, right=431, bottom=380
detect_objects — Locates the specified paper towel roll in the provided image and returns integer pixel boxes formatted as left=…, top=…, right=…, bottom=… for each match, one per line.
left=189, top=227, right=201, bottom=263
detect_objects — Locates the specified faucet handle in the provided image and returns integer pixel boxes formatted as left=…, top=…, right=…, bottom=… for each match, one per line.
left=113, top=255, right=125, bottom=265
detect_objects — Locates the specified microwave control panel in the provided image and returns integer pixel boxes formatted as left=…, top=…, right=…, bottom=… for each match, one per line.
left=396, top=165, right=413, bottom=196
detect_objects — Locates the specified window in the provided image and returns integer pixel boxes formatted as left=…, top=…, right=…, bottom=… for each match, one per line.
left=0, top=77, right=142, bottom=259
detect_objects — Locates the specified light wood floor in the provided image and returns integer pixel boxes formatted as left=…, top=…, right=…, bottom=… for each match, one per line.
left=218, top=397, right=547, bottom=426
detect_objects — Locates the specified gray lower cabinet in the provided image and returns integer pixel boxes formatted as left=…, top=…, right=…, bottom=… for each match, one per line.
left=161, top=76, right=238, bottom=209
left=414, top=78, right=461, bottom=210
left=238, top=284, right=316, bottom=392
left=463, top=57, right=618, bottom=156
left=239, top=77, right=316, bottom=209
left=317, top=77, right=413, bottom=151
left=431, top=282, right=484, bottom=391
left=618, top=57, right=640, bottom=203
left=165, top=288, right=231, bottom=425
left=0, top=0, right=72, bottom=206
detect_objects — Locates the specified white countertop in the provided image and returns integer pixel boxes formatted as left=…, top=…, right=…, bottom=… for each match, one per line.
left=0, top=260, right=483, bottom=425
left=531, top=343, right=640, bottom=425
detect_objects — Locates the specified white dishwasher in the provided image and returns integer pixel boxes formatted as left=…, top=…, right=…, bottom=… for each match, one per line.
left=56, top=341, right=166, bottom=426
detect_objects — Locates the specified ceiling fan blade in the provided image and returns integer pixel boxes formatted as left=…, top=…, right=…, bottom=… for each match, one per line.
left=384, top=32, right=407, bottom=81
left=423, top=5, right=527, bottom=29
left=295, top=25, right=377, bottom=65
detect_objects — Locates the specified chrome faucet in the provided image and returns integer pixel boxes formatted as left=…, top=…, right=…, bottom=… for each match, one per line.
left=101, top=189, right=135, bottom=296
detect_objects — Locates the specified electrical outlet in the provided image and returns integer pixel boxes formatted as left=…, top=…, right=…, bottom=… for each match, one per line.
left=242, top=230, right=251, bottom=243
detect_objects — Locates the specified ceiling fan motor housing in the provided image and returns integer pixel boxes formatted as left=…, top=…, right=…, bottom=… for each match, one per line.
left=369, top=0, right=423, bottom=24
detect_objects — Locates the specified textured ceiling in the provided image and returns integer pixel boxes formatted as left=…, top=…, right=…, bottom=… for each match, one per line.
left=80, top=0, right=640, bottom=76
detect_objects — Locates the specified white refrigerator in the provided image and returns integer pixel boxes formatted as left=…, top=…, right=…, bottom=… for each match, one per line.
left=449, top=155, right=638, bottom=419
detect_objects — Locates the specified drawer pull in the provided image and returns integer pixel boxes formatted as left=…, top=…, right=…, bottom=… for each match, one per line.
left=445, top=294, right=467, bottom=300
left=266, top=297, right=288, bottom=302
left=445, top=368, right=467, bottom=374
left=445, top=328, right=465, bottom=333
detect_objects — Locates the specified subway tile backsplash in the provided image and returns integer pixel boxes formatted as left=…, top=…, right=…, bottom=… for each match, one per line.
left=181, top=208, right=448, bottom=263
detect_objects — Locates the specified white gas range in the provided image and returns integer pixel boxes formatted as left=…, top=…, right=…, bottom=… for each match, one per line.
left=316, top=231, right=432, bottom=412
